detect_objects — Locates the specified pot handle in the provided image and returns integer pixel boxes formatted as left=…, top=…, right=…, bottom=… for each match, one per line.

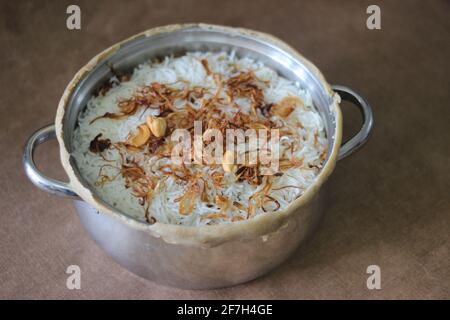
left=332, top=85, right=374, bottom=160
left=23, top=124, right=79, bottom=199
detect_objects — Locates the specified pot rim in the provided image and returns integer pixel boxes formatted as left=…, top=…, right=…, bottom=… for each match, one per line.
left=55, top=23, right=342, bottom=247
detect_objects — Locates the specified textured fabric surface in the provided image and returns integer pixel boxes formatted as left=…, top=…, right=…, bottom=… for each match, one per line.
left=0, top=0, right=449, bottom=299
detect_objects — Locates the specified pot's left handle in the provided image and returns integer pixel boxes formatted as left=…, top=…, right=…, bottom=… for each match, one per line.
left=23, top=124, right=79, bottom=199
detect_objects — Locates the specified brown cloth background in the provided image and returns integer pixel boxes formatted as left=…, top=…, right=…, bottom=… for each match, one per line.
left=1, top=0, right=449, bottom=299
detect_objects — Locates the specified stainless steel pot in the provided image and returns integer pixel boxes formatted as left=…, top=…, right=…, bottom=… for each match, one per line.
left=23, top=24, right=373, bottom=289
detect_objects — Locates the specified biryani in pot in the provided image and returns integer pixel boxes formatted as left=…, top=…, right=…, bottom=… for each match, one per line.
left=72, top=51, right=327, bottom=226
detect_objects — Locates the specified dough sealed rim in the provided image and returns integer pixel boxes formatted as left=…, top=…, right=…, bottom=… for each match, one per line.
left=55, top=23, right=343, bottom=247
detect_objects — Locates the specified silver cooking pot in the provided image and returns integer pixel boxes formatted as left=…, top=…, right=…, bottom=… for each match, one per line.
left=23, top=24, right=373, bottom=289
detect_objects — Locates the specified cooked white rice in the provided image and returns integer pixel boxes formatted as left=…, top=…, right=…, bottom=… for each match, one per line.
left=72, top=51, right=327, bottom=226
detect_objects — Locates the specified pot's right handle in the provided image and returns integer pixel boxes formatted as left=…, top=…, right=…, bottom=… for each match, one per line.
left=23, top=124, right=79, bottom=199
left=332, top=85, right=374, bottom=160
